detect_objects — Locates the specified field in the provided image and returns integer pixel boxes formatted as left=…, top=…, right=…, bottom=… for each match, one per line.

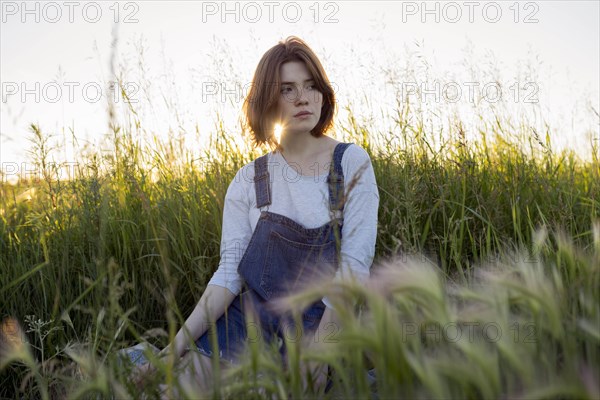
left=1, top=83, right=599, bottom=398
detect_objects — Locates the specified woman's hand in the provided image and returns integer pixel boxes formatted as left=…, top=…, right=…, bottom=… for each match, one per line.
left=301, top=329, right=333, bottom=394
left=131, top=344, right=173, bottom=387
left=299, top=304, right=340, bottom=393
left=301, top=358, right=329, bottom=394
left=131, top=361, right=158, bottom=389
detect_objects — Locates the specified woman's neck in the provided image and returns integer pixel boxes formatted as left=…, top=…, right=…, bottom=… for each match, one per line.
left=278, top=132, right=327, bottom=159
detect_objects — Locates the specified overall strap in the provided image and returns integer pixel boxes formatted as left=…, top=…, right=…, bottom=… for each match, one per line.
left=254, top=153, right=271, bottom=209
left=327, top=142, right=353, bottom=214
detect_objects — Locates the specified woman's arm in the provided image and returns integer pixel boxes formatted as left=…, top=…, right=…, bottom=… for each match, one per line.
left=160, top=284, right=237, bottom=358
left=322, top=145, right=380, bottom=309
left=132, top=285, right=237, bottom=387
left=163, top=165, right=254, bottom=358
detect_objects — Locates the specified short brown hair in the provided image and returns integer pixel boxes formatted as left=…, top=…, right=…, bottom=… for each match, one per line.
left=242, top=36, right=336, bottom=149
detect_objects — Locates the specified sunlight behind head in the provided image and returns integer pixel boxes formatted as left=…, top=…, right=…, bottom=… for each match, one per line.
left=274, top=123, right=283, bottom=145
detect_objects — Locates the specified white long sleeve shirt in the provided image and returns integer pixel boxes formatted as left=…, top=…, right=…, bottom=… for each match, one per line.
left=207, top=143, right=379, bottom=309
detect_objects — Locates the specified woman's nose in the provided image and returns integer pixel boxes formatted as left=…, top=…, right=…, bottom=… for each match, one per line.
left=295, top=88, right=309, bottom=104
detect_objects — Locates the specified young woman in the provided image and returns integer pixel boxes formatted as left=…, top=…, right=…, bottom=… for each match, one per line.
left=133, top=36, right=379, bottom=395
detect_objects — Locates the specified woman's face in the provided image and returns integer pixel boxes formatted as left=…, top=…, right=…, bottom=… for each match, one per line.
left=276, top=61, right=323, bottom=136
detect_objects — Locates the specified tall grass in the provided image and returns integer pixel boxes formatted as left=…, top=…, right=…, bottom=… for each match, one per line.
left=1, top=42, right=599, bottom=398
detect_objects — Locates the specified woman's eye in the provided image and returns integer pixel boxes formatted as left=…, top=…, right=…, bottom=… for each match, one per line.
left=281, top=87, right=292, bottom=93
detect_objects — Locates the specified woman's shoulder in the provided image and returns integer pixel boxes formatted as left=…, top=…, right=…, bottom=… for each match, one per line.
left=316, top=138, right=371, bottom=167
left=340, top=143, right=374, bottom=174
left=231, top=159, right=256, bottom=188
left=340, top=143, right=378, bottom=195
left=342, top=142, right=371, bottom=162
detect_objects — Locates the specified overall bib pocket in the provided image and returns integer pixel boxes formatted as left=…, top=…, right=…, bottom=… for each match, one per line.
left=260, top=230, right=336, bottom=300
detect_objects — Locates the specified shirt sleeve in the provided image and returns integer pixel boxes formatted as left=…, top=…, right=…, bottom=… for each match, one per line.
left=206, top=166, right=253, bottom=295
left=322, top=145, right=379, bottom=309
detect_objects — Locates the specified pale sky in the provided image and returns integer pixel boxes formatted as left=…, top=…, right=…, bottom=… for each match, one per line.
left=1, top=1, right=599, bottom=172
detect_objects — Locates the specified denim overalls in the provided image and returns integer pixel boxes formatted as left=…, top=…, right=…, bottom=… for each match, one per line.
left=195, top=142, right=353, bottom=365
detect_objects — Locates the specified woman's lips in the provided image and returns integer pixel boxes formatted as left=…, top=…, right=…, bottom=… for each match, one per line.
left=294, top=111, right=312, bottom=117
